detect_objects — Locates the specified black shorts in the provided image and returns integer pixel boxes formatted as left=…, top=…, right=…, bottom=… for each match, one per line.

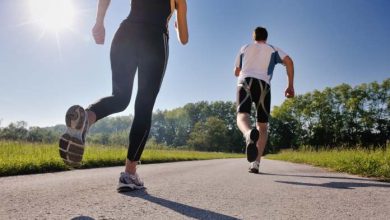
left=236, top=77, right=271, bottom=123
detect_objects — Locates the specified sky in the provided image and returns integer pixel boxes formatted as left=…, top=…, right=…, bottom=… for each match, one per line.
left=0, top=0, right=389, bottom=127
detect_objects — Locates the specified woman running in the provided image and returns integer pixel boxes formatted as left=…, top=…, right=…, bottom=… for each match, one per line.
left=59, top=0, right=188, bottom=191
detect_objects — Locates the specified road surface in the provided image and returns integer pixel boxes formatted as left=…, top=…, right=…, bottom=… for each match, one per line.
left=1, top=159, right=389, bottom=220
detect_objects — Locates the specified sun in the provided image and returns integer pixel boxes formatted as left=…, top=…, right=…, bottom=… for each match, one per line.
left=28, top=0, right=75, bottom=32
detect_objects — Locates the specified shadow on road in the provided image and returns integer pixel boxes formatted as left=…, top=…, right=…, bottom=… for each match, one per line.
left=120, top=189, right=239, bottom=220
left=275, top=180, right=390, bottom=189
left=259, top=172, right=388, bottom=183
left=71, top=216, right=95, bottom=220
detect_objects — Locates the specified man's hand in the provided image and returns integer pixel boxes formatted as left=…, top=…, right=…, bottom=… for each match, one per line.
left=92, top=23, right=105, bottom=45
left=285, top=86, right=295, bottom=98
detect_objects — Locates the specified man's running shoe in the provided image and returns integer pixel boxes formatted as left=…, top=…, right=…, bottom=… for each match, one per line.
left=245, top=129, right=259, bottom=162
left=249, top=161, right=260, bottom=174
left=59, top=105, right=89, bottom=167
left=117, top=172, right=145, bottom=192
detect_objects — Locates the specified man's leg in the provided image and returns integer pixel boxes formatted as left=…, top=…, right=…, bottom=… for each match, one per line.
left=237, top=112, right=252, bottom=135
left=237, top=113, right=259, bottom=162
left=247, top=79, right=270, bottom=173
left=255, top=122, right=268, bottom=162
left=236, top=78, right=259, bottom=162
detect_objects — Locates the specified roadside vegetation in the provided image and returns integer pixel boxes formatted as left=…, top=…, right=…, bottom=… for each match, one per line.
left=267, top=146, right=390, bottom=181
left=0, top=78, right=388, bottom=177
left=0, top=141, right=243, bottom=176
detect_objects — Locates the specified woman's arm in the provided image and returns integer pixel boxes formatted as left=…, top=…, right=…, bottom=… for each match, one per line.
left=92, top=0, right=111, bottom=45
left=175, top=0, right=189, bottom=45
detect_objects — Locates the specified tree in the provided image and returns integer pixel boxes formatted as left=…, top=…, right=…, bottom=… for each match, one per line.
left=270, top=78, right=389, bottom=150
left=188, top=117, right=229, bottom=152
left=0, top=121, right=28, bottom=141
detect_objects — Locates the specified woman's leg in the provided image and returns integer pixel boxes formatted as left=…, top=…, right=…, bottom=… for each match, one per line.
left=126, top=32, right=169, bottom=174
left=87, top=24, right=137, bottom=124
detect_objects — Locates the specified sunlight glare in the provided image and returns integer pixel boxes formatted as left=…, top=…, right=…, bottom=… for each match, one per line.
left=29, top=0, right=75, bottom=32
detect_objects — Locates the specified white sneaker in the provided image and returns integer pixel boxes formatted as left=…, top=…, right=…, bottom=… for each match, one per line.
left=117, top=172, right=145, bottom=192
left=249, top=161, right=260, bottom=173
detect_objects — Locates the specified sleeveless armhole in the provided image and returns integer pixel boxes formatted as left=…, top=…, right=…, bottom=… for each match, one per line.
left=165, top=0, right=175, bottom=31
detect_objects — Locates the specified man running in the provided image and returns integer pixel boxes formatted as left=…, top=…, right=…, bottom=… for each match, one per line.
left=59, top=0, right=188, bottom=191
left=234, top=27, right=294, bottom=173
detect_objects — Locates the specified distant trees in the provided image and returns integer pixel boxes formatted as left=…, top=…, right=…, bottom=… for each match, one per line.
left=187, top=117, right=229, bottom=152
left=0, top=121, right=59, bottom=142
left=1, top=78, right=388, bottom=152
left=149, top=101, right=242, bottom=152
left=270, top=79, right=389, bottom=149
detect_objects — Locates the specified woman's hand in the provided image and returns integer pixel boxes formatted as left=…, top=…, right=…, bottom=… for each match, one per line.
left=92, top=0, right=110, bottom=45
left=92, top=23, right=105, bottom=45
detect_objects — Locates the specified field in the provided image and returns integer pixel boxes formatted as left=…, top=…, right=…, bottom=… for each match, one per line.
left=0, top=141, right=244, bottom=176
left=266, top=146, right=390, bottom=181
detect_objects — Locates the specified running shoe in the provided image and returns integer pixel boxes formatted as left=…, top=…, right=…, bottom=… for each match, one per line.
left=59, top=105, right=89, bottom=167
left=249, top=161, right=260, bottom=173
left=117, top=172, right=145, bottom=192
left=245, top=129, right=259, bottom=162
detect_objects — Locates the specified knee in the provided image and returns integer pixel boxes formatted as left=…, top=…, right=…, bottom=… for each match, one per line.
left=112, top=93, right=131, bottom=112
left=257, top=123, right=268, bottom=134
left=135, top=92, right=158, bottom=114
left=135, top=101, right=154, bottom=117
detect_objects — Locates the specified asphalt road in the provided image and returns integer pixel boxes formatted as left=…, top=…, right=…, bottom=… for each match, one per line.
left=1, top=158, right=389, bottom=220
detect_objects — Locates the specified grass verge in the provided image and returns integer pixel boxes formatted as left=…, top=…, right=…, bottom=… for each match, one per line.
left=266, top=147, right=390, bottom=181
left=0, top=141, right=243, bottom=177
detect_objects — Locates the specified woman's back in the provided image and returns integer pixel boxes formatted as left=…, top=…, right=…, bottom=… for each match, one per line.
left=127, top=0, right=172, bottom=33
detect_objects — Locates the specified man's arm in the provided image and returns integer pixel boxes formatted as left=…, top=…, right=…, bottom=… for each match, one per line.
left=92, top=0, right=111, bottom=45
left=234, top=50, right=243, bottom=77
left=234, top=67, right=241, bottom=77
left=283, top=56, right=295, bottom=98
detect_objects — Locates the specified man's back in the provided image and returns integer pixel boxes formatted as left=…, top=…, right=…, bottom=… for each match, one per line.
left=236, top=42, right=287, bottom=84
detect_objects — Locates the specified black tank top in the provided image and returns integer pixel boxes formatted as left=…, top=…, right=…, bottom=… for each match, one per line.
left=127, top=0, right=172, bottom=34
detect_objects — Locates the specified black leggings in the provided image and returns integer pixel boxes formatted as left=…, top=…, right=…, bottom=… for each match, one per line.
left=87, top=22, right=169, bottom=161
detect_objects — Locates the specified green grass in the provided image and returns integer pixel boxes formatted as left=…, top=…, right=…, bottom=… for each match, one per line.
left=0, top=141, right=243, bottom=176
left=266, top=147, right=390, bottom=181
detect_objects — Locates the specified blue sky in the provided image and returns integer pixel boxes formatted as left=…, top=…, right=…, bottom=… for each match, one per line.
left=0, top=0, right=389, bottom=127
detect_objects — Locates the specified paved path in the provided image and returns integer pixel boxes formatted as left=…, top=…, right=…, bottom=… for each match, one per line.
left=1, top=159, right=390, bottom=220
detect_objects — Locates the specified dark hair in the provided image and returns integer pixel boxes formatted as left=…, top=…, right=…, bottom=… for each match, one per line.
left=253, top=27, right=268, bottom=41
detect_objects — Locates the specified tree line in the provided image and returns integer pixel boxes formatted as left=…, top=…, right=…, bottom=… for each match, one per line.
left=1, top=78, right=388, bottom=152
left=270, top=78, right=389, bottom=150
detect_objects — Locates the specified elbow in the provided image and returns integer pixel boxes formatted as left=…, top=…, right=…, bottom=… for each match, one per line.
left=179, top=33, right=189, bottom=45
left=283, top=56, right=294, bottom=67
left=180, top=38, right=189, bottom=45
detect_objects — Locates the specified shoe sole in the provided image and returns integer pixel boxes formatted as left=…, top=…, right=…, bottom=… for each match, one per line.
left=59, top=134, right=84, bottom=167
left=66, top=105, right=87, bottom=129
left=59, top=105, right=87, bottom=167
left=117, top=184, right=145, bottom=192
left=248, top=168, right=259, bottom=174
left=246, top=129, right=259, bottom=162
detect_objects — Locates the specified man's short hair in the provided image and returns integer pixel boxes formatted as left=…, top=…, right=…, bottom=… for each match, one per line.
left=253, top=27, right=268, bottom=41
